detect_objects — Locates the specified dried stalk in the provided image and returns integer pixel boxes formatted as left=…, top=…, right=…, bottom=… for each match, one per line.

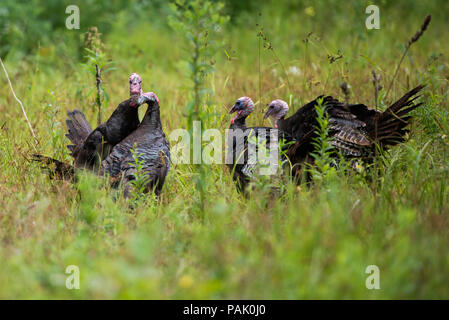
left=371, top=70, right=382, bottom=110
left=0, top=57, right=39, bottom=146
left=95, top=64, right=102, bottom=126
left=340, top=82, right=351, bottom=109
left=385, top=14, right=431, bottom=100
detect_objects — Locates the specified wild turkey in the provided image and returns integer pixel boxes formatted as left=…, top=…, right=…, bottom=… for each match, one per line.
left=263, top=85, right=425, bottom=177
left=227, top=97, right=294, bottom=192
left=66, top=73, right=145, bottom=170
left=33, top=73, right=148, bottom=178
left=99, top=92, right=170, bottom=198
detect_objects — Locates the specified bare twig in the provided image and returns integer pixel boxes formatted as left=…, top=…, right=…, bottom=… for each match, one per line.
left=95, top=64, right=102, bottom=126
left=257, top=22, right=293, bottom=103
left=385, top=14, right=431, bottom=100
left=371, top=70, right=382, bottom=110
left=258, top=43, right=261, bottom=116
left=0, top=57, right=39, bottom=146
left=340, top=82, right=351, bottom=109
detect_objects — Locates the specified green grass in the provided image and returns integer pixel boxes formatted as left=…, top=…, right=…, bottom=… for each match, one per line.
left=0, top=1, right=449, bottom=299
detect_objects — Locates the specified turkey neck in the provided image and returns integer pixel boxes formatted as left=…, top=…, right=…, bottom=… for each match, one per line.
left=230, top=115, right=248, bottom=130
left=140, top=102, right=162, bottom=130
left=120, top=99, right=140, bottom=125
left=276, top=116, right=288, bottom=132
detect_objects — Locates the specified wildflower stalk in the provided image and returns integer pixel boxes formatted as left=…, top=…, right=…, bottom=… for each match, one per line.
left=0, top=57, right=39, bottom=148
left=169, top=0, right=228, bottom=214
left=385, top=14, right=431, bottom=100
left=83, top=27, right=115, bottom=126
left=371, top=70, right=382, bottom=110
left=95, top=64, right=102, bottom=126
left=310, top=98, right=335, bottom=180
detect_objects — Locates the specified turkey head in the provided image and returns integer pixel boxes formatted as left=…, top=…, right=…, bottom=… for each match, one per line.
left=264, top=99, right=289, bottom=128
left=229, top=96, right=255, bottom=126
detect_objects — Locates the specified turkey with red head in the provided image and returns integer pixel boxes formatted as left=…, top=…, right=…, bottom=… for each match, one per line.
left=264, top=85, right=425, bottom=178
left=32, top=73, right=149, bottom=179
left=99, top=92, right=170, bottom=198
left=66, top=73, right=146, bottom=170
left=227, top=96, right=294, bottom=192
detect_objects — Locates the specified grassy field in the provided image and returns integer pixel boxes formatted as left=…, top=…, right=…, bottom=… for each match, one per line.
left=0, top=0, right=449, bottom=299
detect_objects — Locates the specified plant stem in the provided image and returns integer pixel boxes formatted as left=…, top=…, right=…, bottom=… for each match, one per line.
left=385, top=47, right=409, bottom=100
left=385, top=14, right=431, bottom=100
left=95, top=64, right=102, bottom=126
left=258, top=26, right=262, bottom=113
left=0, top=57, right=39, bottom=147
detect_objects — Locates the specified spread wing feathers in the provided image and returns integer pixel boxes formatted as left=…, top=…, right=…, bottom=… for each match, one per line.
left=325, top=99, right=372, bottom=155
left=65, top=110, right=92, bottom=154
left=31, top=154, right=75, bottom=180
left=322, top=85, right=424, bottom=153
left=330, top=139, right=363, bottom=157
left=283, top=96, right=375, bottom=165
left=279, top=86, right=425, bottom=180
left=329, top=117, right=366, bottom=129
left=331, top=125, right=370, bottom=146
left=281, top=95, right=368, bottom=142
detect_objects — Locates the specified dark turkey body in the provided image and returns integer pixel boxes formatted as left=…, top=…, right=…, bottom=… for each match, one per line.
left=227, top=117, right=294, bottom=192
left=100, top=100, right=170, bottom=198
left=67, top=99, right=140, bottom=170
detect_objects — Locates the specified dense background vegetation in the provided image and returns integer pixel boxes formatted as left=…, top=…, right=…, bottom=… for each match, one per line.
left=0, top=0, right=448, bottom=298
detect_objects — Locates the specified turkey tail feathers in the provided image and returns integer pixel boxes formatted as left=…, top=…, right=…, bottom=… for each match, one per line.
left=31, top=154, right=75, bottom=180
left=380, top=85, right=425, bottom=122
left=375, top=85, right=425, bottom=146
left=65, top=109, right=92, bottom=155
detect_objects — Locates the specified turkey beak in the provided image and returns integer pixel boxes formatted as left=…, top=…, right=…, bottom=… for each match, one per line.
left=229, top=104, right=238, bottom=114
left=263, top=108, right=273, bottom=120
left=136, top=95, right=146, bottom=105
left=137, top=94, right=152, bottom=106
